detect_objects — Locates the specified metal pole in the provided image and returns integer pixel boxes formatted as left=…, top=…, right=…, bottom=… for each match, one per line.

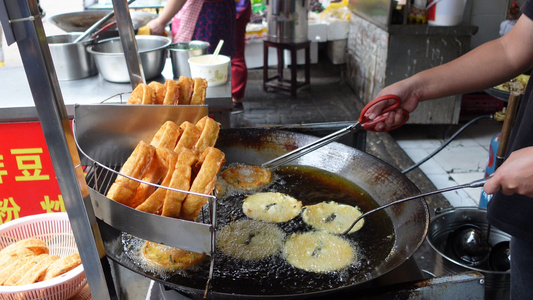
left=0, top=0, right=116, bottom=298
left=111, top=0, right=145, bottom=88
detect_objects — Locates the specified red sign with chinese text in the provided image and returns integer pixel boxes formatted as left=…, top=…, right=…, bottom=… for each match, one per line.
left=0, top=122, right=65, bottom=224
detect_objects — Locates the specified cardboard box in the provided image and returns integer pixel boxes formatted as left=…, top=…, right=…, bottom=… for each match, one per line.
left=308, top=22, right=328, bottom=42
left=326, top=20, right=350, bottom=41
left=283, top=41, right=319, bottom=66
left=327, top=39, right=347, bottom=64
left=244, top=39, right=278, bottom=69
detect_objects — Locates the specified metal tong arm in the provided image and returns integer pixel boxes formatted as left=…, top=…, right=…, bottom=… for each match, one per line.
left=261, top=123, right=363, bottom=169
left=73, top=0, right=136, bottom=43
left=342, top=177, right=490, bottom=235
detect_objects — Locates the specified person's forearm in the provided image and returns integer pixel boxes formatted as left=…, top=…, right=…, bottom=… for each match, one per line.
left=157, top=0, right=187, bottom=24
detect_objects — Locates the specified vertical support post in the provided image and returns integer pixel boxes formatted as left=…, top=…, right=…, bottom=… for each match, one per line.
left=0, top=0, right=116, bottom=299
left=111, top=0, right=145, bottom=89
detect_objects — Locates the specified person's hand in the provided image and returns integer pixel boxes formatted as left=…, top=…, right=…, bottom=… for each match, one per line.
left=363, top=81, right=421, bottom=131
left=484, top=146, right=533, bottom=197
left=147, top=18, right=167, bottom=36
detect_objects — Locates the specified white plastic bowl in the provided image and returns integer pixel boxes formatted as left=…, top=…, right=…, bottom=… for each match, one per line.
left=0, top=213, right=86, bottom=300
left=188, top=54, right=230, bottom=86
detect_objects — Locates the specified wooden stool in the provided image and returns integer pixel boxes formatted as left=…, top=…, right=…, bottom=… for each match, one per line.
left=263, top=40, right=310, bottom=98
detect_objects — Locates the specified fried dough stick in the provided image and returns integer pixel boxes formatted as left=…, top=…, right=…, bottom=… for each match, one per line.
left=190, top=78, right=208, bottom=105
left=177, top=76, right=194, bottom=105
left=150, top=121, right=183, bottom=150
left=161, top=149, right=198, bottom=218
left=163, top=79, right=180, bottom=105
left=181, top=147, right=226, bottom=220
left=148, top=81, right=166, bottom=105
left=130, top=122, right=184, bottom=207
left=127, top=83, right=155, bottom=104
left=174, top=121, right=201, bottom=154
left=106, top=141, right=156, bottom=206
left=136, top=148, right=179, bottom=214
left=194, top=116, right=220, bottom=154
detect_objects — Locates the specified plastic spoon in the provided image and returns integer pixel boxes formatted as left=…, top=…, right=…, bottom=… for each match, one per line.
left=209, top=40, right=224, bottom=64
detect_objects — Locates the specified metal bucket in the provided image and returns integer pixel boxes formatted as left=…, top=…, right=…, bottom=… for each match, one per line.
left=47, top=33, right=97, bottom=80
left=426, top=207, right=510, bottom=300
left=169, top=40, right=210, bottom=78
left=266, top=0, right=309, bottom=43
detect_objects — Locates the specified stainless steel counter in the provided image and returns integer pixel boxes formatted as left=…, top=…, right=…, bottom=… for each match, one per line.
left=0, top=59, right=233, bottom=126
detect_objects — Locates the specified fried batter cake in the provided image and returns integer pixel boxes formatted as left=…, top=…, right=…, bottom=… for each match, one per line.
left=283, top=231, right=355, bottom=273
left=141, top=241, right=205, bottom=269
left=242, top=192, right=302, bottom=223
left=217, top=219, right=285, bottom=261
left=220, top=164, right=272, bottom=191
left=302, top=201, right=365, bottom=234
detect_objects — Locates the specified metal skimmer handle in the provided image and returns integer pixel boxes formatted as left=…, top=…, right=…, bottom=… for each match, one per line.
left=342, top=177, right=490, bottom=235
left=262, top=123, right=363, bottom=169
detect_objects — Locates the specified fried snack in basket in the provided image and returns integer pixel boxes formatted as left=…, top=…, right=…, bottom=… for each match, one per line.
left=161, top=149, right=198, bottom=218
left=194, top=116, right=220, bottom=154
left=16, top=254, right=60, bottom=285
left=136, top=148, right=180, bottom=214
left=0, top=255, right=36, bottom=285
left=181, top=147, right=226, bottom=220
left=0, top=238, right=48, bottom=257
left=106, top=141, right=156, bottom=206
left=148, top=81, right=166, bottom=105
left=174, top=121, right=202, bottom=154
left=163, top=79, right=180, bottom=105
left=190, top=78, right=208, bottom=105
left=42, top=253, right=82, bottom=281
left=177, top=76, right=194, bottom=105
left=127, top=83, right=155, bottom=105
left=0, top=247, right=37, bottom=271
left=3, top=254, right=48, bottom=286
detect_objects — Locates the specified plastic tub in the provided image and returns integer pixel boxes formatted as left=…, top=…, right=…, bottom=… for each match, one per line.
left=188, top=54, right=230, bottom=86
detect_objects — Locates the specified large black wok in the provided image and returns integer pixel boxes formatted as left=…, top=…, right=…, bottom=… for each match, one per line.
left=94, top=127, right=429, bottom=299
left=48, top=10, right=157, bottom=40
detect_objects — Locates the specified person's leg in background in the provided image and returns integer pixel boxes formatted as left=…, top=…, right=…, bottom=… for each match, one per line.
left=231, top=1, right=252, bottom=113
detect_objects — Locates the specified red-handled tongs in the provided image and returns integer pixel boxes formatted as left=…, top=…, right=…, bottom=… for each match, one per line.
left=262, top=95, right=409, bottom=168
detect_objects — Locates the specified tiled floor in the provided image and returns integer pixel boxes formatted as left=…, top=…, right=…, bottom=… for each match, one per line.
left=391, top=117, right=502, bottom=208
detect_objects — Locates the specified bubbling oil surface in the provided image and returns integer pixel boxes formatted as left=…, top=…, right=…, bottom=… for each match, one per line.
left=122, top=165, right=395, bottom=295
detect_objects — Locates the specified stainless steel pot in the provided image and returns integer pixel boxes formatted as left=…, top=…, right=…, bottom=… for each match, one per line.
left=169, top=40, right=210, bottom=78
left=86, top=35, right=171, bottom=83
left=426, top=207, right=510, bottom=300
left=46, top=33, right=97, bottom=80
left=266, top=0, right=309, bottom=43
